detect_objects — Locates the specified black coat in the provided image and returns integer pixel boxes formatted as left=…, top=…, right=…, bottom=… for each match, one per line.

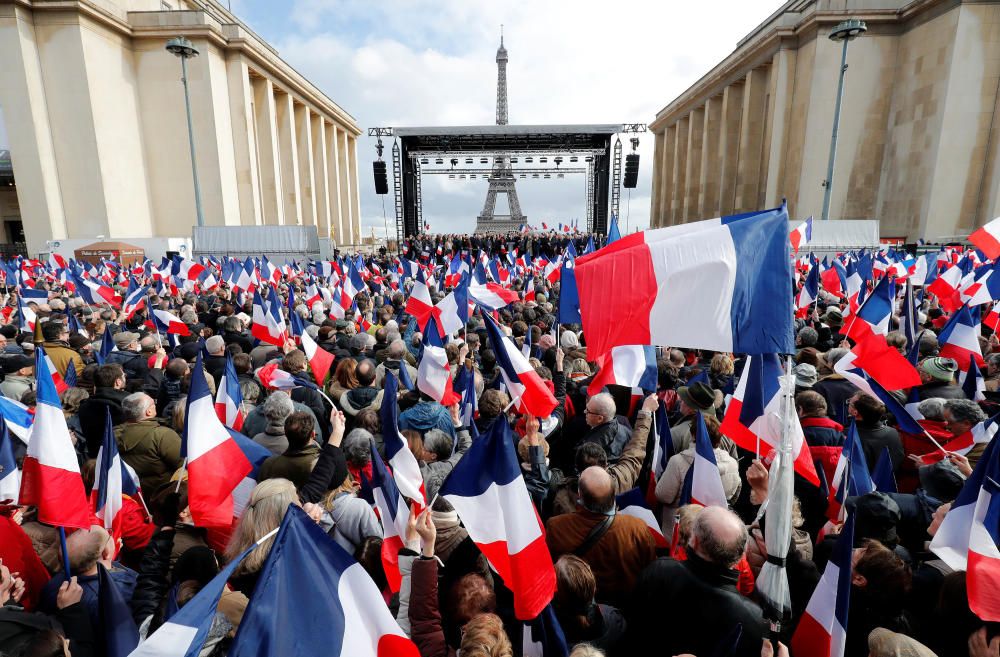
left=813, top=376, right=858, bottom=425
left=917, top=380, right=966, bottom=400
left=291, top=380, right=332, bottom=439
left=222, top=330, right=254, bottom=355
left=204, top=355, right=227, bottom=388
left=78, top=387, right=129, bottom=457
left=857, top=421, right=903, bottom=473
left=0, top=603, right=94, bottom=657
left=581, top=419, right=632, bottom=462
left=105, top=349, right=149, bottom=382
left=626, top=554, right=765, bottom=657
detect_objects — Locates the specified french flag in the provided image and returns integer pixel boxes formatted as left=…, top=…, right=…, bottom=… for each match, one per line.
left=92, top=408, right=141, bottom=545
left=615, top=487, right=668, bottom=548
left=482, top=313, right=557, bottom=418
left=41, top=351, right=69, bottom=394
left=172, top=256, right=205, bottom=283
left=587, top=345, right=657, bottom=397
left=0, top=422, right=20, bottom=503
left=844, top=275, right=893, bottom=342
left=927, top=258, right=969, bottom=311
left=0, top=396, right=34, bottom=445
left=121, top=278, right=147, bottom=320
left=300, top=330, right=335, bottom=385
left=214, top=353, right=245, bottom=432
left=18, top=295, right=35, bottom=333
left=969, top=216, right=1000, bottom=260
left=368, top=438, right=410, bottom=593
left=789, top=216, right=813, bottom=254
left=938, top=304, right=985, bottom=371
left=797, top=265, right=820, bottom=317
left=845, top=333, right=922, bottom=391
left=380, top=372, right=427, bottom=507
left=929, top=413, right=1000, bottom=459
left=18, top=346, right=91, bottom=529
left=235, top=257, right=258, bottom=292
left=436, top=280, right=470, bottom=337
left=827, top=422, right=875, bottom=521
left=257, top=362, right=300, bottom=391
left=251, top=290, right=285, bottom=346
left=74, top=273, right=122, bottom=307
left=228, top=506, right=420, bottom=657
left=791, top=511, right=856, bottom=657
left=416, top=321, right=460, bottom=406
left=681, top=412, right=729, bottom=508
left=404, top=269, right=436, bottom=332
left=182, top=353, right=255, bottom=527
left=963, top=354, right=987, bottom=402
left=929, top=436, right=1000, bottom=620
left=439, top=416, right=556, bottom=620
left=151, top=308, right=191, bottom=336
left=574, top=205, right=794, bottom=358
left=469, top=282, right=519, bottom=311
left=720, top=354, right=819, bottom=485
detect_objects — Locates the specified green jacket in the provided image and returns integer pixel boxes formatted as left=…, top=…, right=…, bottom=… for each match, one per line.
left=115, top=419, right=183, bottom=495
left=257, top=443, right=322, bottom=489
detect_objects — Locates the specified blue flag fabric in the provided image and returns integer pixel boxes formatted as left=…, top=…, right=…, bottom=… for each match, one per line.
left=98, top=563, right=139, bottom=657
left=522, top=603, right=569, bottom=657
left=557, top=241, right=581, bottom=325
left=607, top=215, right=621, bottom=244
left=871, top=446, right=897, bottom=493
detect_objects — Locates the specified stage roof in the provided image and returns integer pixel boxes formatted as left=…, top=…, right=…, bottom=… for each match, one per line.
left=394, top=124, right=620, bottom=137
left=395, top=125, right=618, bottom=156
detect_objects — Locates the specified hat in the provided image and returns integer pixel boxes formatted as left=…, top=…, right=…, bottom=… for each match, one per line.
left=3, top=354, right=33, bottom=374
left=560, top=331, right=579, bottom=349
left=847, top=492, right=901, bottom=547
left=867, top=628, right=937, bottom=657
left=822, top=307, right=844, bottom=327
left=538, top=333, right=556, bottom=349
left=918, top=459, right=966, bottom=502
left=678, top=382, right=720, bottom=412
left=113, top=331, right=140, bottom=350
left=68, top=334, right=91, bottom=350
left=334, top=320, right=349, bottom=330
left=794, top=363, right=818, bottom=388
left=920, top=357, right=958, bottom=382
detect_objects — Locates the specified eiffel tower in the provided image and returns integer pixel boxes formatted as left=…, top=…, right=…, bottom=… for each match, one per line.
left=475, top=30, right=525, bottom=234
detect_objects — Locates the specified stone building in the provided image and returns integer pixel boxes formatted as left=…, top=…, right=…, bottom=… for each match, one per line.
left=648, top=0, right=1000, bottom=242
left=0, top=0, right=362, bottom=255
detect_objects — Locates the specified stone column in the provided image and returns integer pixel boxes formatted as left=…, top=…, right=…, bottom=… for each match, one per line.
left=650, top=131, right=664, bottom=227
left=337, top=127, right=351, bottom=245
left=274, top=90, right=301, bottom=225
left=671, top=116, right=689, bottom=224
left=327, top=124, right=343, bottom=243
left=735, top=67, right=769, bottom=213
left=700, top=97, right=722, bottom=218
left=658, top=124, right=676, bottom=226
left=251, top=76, right=282, bottom=225
left=764, top=48, right=796, bottom=208
left=312, top=115, right=331, bottom=239
left=348, top=134, right=361, bottom=244
left=295, top=103, right=316, bottom=226
left=684, top=107, right=704, bottom=221
left=718, top=81, right=744, bottom=216
left=226, top=57, right=262, bottom=226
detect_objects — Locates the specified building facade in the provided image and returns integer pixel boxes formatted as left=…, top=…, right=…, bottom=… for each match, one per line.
left=649, top=0, right=1000, bottom=242
left=0, top=0, right=362, bottom=255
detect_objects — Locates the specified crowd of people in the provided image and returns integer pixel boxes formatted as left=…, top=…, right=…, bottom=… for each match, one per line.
left=0, top=235, right=995, bottom=657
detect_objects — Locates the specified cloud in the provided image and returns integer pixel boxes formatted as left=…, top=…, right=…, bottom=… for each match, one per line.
left=249, top=0, right=781, bottom=236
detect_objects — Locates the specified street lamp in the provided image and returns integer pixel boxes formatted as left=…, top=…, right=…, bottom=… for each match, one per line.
left=820, top=19, right=867, bottom=221
left=166, top=36, right=205, bottom=228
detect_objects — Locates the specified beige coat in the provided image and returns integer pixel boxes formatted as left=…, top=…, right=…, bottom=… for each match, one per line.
left=654, top=446, right=742, bottom=537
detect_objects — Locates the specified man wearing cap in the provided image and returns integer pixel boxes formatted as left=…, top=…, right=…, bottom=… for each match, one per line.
left=670, top=381, right=736, bottom=458
left=822, top=306, right=847, bottom=344
left=40, top=320, right=84, bottom=378
left=916, top=357, right=964, bottom=400
left=0, top=355, right=34, bottom=402
left=105, top=331, right=150, bottom=383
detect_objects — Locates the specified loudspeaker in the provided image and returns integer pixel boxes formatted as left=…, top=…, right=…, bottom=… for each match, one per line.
left=623, top=153, right=640, bottom=189
left=165, top=250, right=180, bottom=260
left=373, top=160, right=389, bottom=195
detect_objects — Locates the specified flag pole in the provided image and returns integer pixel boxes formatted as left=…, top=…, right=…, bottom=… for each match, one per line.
left=58, top=526, right=72, bottom=580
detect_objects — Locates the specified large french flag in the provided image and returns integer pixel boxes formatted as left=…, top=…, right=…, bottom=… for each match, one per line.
left=587, top=345, right=657, bottom=397
left=18, top=346, right=91, bottom=529
left=791, top=512, right=855, bottom=657
left=182, top=353, right=254, bottom=527
left=482, top=313, right=557, bottom=418
left=469, top=282, right=520, bottom=311
left=214, top=353, right=245, bottom=432
left=251, top=290, right=285, bottom=346
left=436, top=280, right=470, bottom=337
left=300, top=330, right=335, bottom=385
left=969, top=216, right=1000, bottom=260
left=789, top=216, right=814, bottom=255
left=720, top=354, right=819, bottom=486
left=121, top=278, right=147, bottom=321
left=439, top=416, right=556, bottom=620
left=796, top=265, right=820, bottom=317
left=404, top=269, right=437, bottom=332
left=930, top=436, right=1000, bottom=621
left=92, top=408, right=141, bottom=546
left=574, top=205, right=794, bottom=358
left=938, top=304, right=985, bottom=371
left=228, top=506, right=419, bottom=657
left=844, top=275, right=893, bottom=342
left=380, top=372, right=427, bottom=507
left=368, top=438, right=410, bottom=593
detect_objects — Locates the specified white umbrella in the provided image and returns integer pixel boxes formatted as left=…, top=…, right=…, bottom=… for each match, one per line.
left=755, top=356, right=797, bottom=627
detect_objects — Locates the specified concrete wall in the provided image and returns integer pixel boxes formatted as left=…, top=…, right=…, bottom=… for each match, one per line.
left=648, top=0, right=1000, bottom=242
left=0, top=0, right=362, bottom=255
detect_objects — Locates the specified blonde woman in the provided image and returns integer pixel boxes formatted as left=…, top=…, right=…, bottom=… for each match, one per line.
left=224, top=478, right=323, bottom=596
left=319, top=473, right=381, bottom=555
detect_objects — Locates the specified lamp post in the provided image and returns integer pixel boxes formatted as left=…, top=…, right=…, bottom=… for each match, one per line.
left=166, top=36, right=205, bottom=228
left=821, top=19, right=867, bottom=221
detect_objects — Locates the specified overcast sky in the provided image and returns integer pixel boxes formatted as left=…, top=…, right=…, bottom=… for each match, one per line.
left=2, top=0, right=782, bottom=236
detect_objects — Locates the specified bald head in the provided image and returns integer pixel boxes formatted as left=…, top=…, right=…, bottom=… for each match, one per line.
left=66, top=526, right=112, bottom=574
left=578, top=466, right=614, bottom=514
left=690, top=506, right=748, bottom=568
